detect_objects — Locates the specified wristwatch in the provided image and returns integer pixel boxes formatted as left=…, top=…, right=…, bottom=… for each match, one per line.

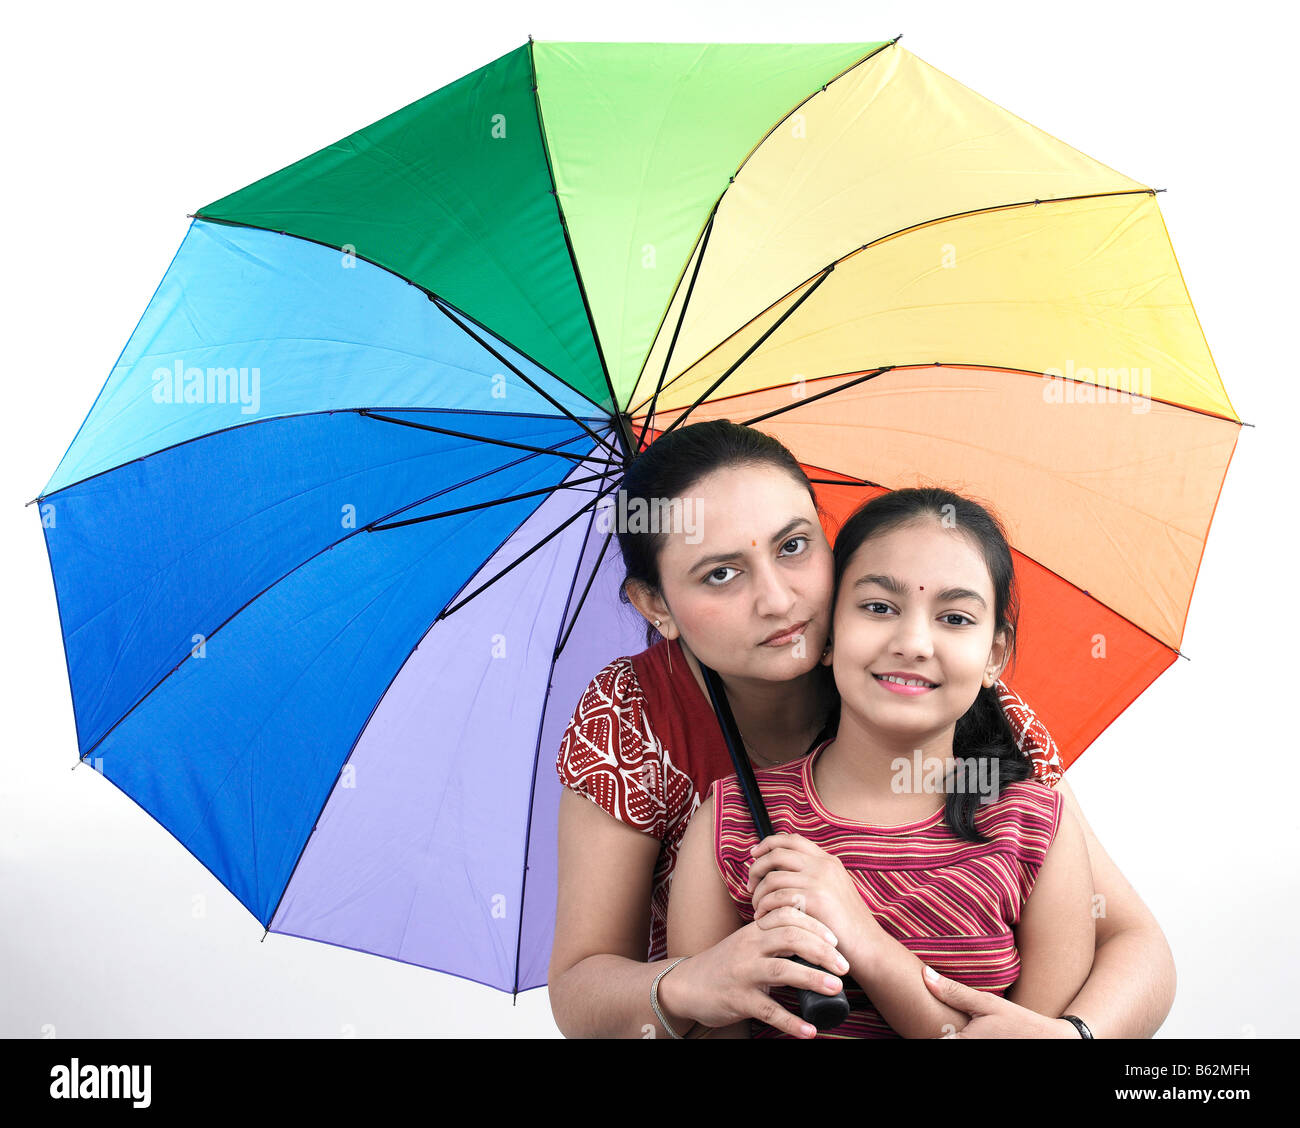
left=1061, top=1014, right=1094, bottom=1039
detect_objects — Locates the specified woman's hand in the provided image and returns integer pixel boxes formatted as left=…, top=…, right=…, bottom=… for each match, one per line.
left=659, top=905, right=852, bottom=1039
left=747, top=832, right=881, bottom=949
left=921, top=967, right=1080, bottom=1038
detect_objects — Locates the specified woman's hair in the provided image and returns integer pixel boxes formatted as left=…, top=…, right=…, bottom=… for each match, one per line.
left=829, top=487, right=1030, bottom=843
left=615, top=419, right=826, bottom=649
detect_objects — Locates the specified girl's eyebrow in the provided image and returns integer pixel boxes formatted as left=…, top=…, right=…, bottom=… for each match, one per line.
left=852, top=573, right=987, bottom=609
left=689, top=516, right=813, bottom=574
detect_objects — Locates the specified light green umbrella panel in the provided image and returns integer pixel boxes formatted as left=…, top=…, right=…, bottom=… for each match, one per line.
left=197, top=39, right=890, bottom=414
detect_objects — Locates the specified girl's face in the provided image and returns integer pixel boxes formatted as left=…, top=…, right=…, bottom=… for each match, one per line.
left=822, top=517, right=1009, bottom=741
left=637, top=464, right=834, bottom=682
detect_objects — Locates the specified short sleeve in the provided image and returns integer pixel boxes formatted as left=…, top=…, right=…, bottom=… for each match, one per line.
left=555, top=657, right=669, bottom=840
left=994, top=679, right=1064, bottom=788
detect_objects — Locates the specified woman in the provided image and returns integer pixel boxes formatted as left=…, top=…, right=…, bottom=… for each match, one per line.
left=547, top=420, right=1175, bottom=1039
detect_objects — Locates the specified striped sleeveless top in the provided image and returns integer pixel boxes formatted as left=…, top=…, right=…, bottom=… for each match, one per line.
left=556, top=636, right=1065, bottom=965
left=712, top=738, right=1063, bottom=1038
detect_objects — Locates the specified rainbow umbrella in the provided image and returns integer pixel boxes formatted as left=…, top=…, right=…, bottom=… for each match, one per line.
left=32, top=38, right=1240, bottom=997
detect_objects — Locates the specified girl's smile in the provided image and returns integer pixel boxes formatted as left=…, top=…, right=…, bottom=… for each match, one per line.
left=872, top=672, right=941, bottom=695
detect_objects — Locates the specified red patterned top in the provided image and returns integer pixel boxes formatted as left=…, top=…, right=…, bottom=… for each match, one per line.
left=554, top=635, right=1063, bottom=964
left=713, top=742, right=1063, bottom=1037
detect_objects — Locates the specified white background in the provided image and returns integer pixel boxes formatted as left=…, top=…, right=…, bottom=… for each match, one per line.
left=2, top=0, right=1294, bottom=1037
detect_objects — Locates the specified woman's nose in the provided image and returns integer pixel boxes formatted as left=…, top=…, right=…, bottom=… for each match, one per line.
left=752, top=560, right=797, bottom=618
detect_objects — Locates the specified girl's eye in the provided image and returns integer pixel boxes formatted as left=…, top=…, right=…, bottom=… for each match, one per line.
left=858, top=601, right=893, bottom=615
left=942, top=613, right=975, bottom=626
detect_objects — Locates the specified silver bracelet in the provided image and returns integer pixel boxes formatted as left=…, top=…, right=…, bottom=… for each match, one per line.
left=650, top=956, right=692, bottom=1039
left=1061, top=1013, right=1094, bottom=1039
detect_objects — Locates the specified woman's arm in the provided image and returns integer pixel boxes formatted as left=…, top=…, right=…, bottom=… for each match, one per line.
left=547, top=789, right=846, bottom=1038
left=1007, top=801, right=1095, bottom=1014
left=547, top=789, right=691, bottom=1038
left=1051, top=776, right=1177, bottom=1036
left=921, top=776, right=1178, bottom=1037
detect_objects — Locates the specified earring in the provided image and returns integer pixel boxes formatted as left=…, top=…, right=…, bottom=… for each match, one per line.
left=654, top=619, right=672, bottom=674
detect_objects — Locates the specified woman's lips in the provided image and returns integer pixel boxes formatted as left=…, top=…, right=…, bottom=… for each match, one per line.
left=873, top=673, right=938, bottom=696
left=761, top=620, right=809, bottom=646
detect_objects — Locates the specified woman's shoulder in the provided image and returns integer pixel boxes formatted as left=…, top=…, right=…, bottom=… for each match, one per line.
left=558, top=651, right=656, bottom=751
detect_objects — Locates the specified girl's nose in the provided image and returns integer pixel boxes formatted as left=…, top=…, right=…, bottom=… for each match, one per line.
left=891, top=613, right=935, bottom=660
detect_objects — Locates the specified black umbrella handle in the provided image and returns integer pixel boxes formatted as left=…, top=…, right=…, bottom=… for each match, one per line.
left=698, top=661, right=850, bottom=1032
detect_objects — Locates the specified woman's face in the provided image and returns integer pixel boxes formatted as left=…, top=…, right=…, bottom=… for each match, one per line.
left=823, top=518, right=1008, bottom=742
left=642, top=464, right=834, bottom=683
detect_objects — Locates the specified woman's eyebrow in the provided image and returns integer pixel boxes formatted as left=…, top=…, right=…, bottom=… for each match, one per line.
left=852, top=573, right=987, bottom=608
left=689, top=516, right=813, bottom=574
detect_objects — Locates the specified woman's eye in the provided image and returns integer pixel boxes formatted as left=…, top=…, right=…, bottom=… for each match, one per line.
left=704, top=537, right=809, bottom=586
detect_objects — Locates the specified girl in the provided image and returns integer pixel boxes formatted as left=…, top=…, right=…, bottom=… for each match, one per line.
left=666, top=486, right=1096, bottom=1037
left=548, top=420, right=1173, bottom=1039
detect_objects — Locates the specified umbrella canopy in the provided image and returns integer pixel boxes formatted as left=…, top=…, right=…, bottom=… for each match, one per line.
left=33, top=38, right=1239, bottom=997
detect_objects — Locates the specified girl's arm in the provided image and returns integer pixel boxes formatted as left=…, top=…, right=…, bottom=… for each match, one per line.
left=664, top=794, right=751, bottom=1038
left=1007, top=800, right=1095, bottom=1015
left=748, top=833, right=971, bottom=1038
left=838, top=927, right=977, bottom=1038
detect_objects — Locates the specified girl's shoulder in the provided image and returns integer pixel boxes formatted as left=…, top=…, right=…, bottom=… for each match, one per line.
left=969, top=778, right=1064, bottom=863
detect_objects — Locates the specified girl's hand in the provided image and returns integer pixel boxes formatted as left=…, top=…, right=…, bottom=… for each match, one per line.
left=921, top=967, right=1080, bottom=1038
left=747, top=833, right=880, bottom=949
left=660, top=906, right=852, bottom=1039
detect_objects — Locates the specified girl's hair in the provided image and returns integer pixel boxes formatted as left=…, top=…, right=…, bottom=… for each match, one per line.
left=616, top=419, right=826, bottom=649
left=830, top=487, right=1030, bottom=843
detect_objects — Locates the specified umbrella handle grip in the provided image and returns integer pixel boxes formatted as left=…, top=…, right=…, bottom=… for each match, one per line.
left=790, top=955, right=851, bottom=1030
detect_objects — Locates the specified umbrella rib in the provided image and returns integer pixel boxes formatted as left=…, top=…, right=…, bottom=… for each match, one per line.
left=31, top=406, right=608, bottom=505
left=627, top=35, right=903, bottom=436
left=358, top=410, right=620, bottom=466
left=635, top=208, right=717, bottom=451
left=656, top=263, right=836, bottom=439
left=526, top=39, right=626, bottom=462
left=553, top=525, right=616, bottom=661
left=368, top=472, right=611, bottom=530
left=430, top=295, right=621, bottom=462
left=678, top=361, right=1242, bottom=429
left=438, top=480, right=624, bottom=621
left=739, top=365, right=896, bottom=426
left=625, top=187, right=1162, bottom=421
left=74, top=435, right=598, bottom=763
left=187, top=210, right=615, bottom=426
left=510, top=456, right=622, bottom=995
